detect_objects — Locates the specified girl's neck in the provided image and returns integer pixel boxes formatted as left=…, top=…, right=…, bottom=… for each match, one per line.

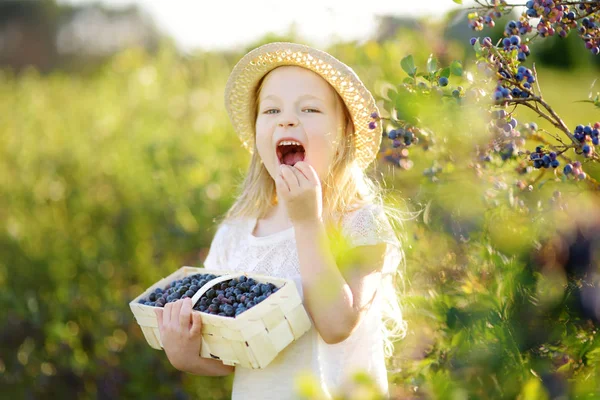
left=264, top=201, right=290, bottom=223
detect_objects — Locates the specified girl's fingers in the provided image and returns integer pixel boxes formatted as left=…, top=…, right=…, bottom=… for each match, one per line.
left=280, top=165, right=299, bottom=188
left=170, top=300, right=184, bottom=328
left=154, top=308, right=164, bottom=334
left=286, top=165, right=309, bottom=188
left=179, top=298, right=193, bottom=330
left=292, top=161, right=319, bottom=186
left=189, top=311, right=203, bottom=337
left=163, top=302, right=172, bottom=327
left=276, top=172, right=290, bottom=193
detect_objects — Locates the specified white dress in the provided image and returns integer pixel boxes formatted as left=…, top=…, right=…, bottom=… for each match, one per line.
left=202, top=203, right=402, bottom=400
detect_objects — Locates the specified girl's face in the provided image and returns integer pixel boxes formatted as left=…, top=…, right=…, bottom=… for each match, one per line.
left=255, top=66, right=344, bottom=182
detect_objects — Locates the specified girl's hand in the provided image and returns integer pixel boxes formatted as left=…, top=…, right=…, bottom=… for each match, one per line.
left=154, top=298, right=203, bottom=371
left=276, top=161, right=323, bottom=225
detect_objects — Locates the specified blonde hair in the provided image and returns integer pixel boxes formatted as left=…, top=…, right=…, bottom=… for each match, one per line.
left=219, top=66, right=409, bottom=360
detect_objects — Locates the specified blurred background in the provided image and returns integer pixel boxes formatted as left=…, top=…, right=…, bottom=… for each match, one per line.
left=2, top=0, right=600, bottom=398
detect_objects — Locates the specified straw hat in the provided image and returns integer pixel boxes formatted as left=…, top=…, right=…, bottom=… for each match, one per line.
left=224, top=42, right=383, bottom=170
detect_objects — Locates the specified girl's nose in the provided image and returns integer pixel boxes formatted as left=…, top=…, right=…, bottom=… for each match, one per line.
left=277, top=113, right=299, bottom=128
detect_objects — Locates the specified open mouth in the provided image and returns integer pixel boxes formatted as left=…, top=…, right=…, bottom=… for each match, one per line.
left=276, top=140, right=306, bottom=166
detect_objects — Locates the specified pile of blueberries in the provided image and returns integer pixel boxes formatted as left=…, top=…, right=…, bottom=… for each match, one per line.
left=137, top=273, right=279, bottom=318
left=194, top=276, right=279, bottom=317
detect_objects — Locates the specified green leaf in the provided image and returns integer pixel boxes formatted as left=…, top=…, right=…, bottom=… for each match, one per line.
left=403, top=77, right=415, bottom=84
left=453, top=0, right=463, bottom=4
left=473, top=40, right=482, bottom=55
left=440, top=67, right=451, bottom=79
left=401, top=55, right=417, bottom=77
left=426, top=54, right=437, bottom=74
left=450, top=60, right=463, bottom=76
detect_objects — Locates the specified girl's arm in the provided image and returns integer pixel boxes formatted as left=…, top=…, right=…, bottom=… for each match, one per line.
left=179, top=354, right=235, bottom=377
left=294, top=219, right=387, bottom=345
left=155, top=298, right=235, bottom=376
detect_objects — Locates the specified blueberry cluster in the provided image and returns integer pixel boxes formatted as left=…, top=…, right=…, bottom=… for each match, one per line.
left=582, top=17, right=600, bottom=55
left=492, top=109, right=518, bottom=133
left=467, top=1, right=507, bottom=30
left=138, top=273, right=217, bottom=308
left=137, top=274, right=280, bottom=318
left=368, top=112, right=379, bottom=130
left=563, top=160, right=587, bottom=180
left=505, top=17, right=532, bottom=35
left=492, top=65, right=536, bottom=104
left=387, top=128, right=414, bottom=147
left=381, top=147, right=413, bottom=169
left=193, top=276, right=279, bottom=317
left=470, top=1, right=600, bottom=57
left=500, top=30, right=532, bottom=62
left=530, top=146, right=560, bottom=169
left=524, top=0, right=600, bottom=54
left=574, top=122, right=600, bottom=147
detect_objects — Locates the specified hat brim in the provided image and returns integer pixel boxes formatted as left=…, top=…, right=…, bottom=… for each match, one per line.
left=224, top=42, right=382, bottom=170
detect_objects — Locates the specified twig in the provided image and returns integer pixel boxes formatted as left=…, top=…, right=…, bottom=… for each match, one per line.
left=532, top=63, right=543, bottom=99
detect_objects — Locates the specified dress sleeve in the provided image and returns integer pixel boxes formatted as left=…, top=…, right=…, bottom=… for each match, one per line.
left=340, top=203, right=403, bottom=275
left=202, top=223, right=230, bottom=271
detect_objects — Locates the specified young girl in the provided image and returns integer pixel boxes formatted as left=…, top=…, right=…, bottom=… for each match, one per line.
left=155, top=42, right=407, bottom=399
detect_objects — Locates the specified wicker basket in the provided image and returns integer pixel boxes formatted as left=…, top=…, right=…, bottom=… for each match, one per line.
left=129, top=266, right=312, bottom=369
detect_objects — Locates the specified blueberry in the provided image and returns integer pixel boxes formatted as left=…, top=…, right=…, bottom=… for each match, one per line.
left=583, top=144, right=591, bottom=154
left=438, top=76, right=449, bottom=87
left=584, top=126, right=593, bottom=135
left=235, top=308, right=246, bottom=316
left=239, top=276, right=247, bottom=283
left=387, top=129, right=398, bottom=140
left=185, top=290, right=194, bottom=298
left=563, top=164, right=573, bottom=175
left=252, top=285, right=261, bottom=295
left=526, top=8, right=537, bottom=17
